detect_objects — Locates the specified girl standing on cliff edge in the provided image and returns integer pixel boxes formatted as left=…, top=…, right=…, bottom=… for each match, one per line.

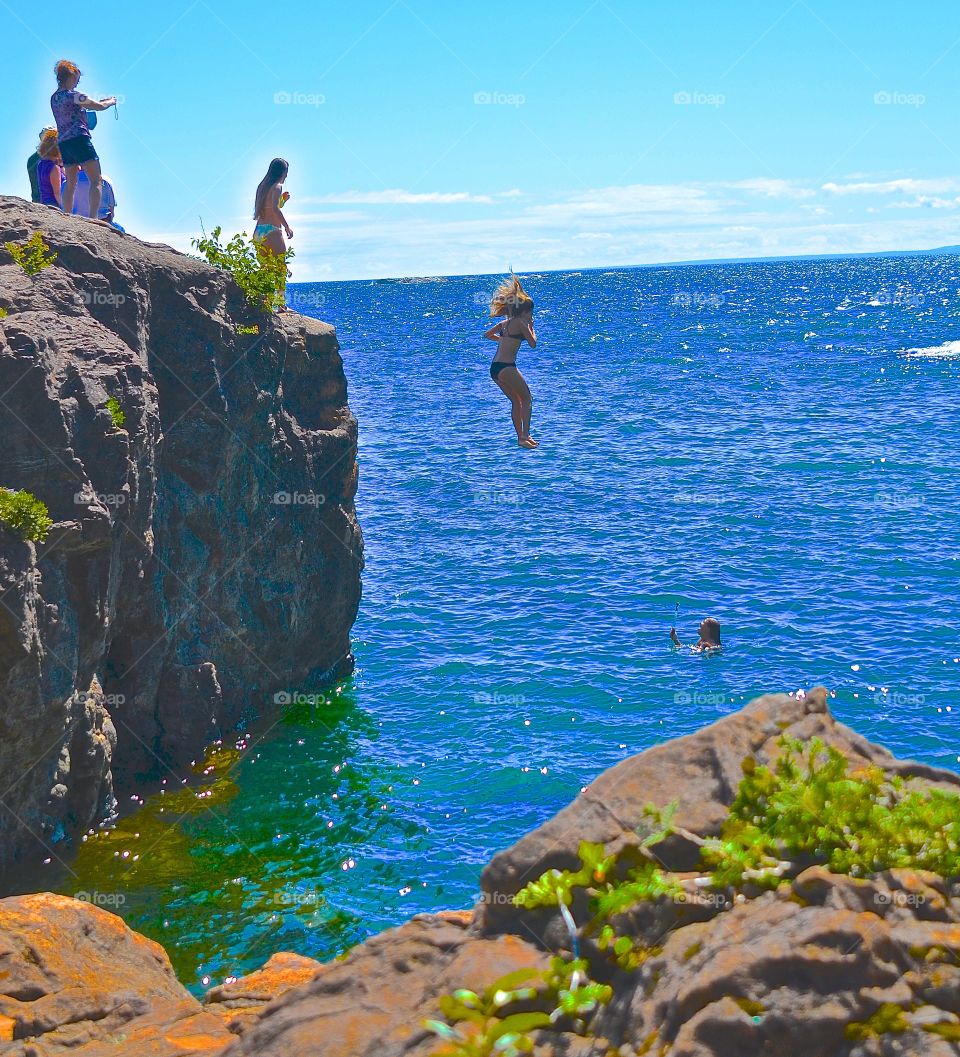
left=254, top=158, right=294, bottom=258
left=485, top=275, right=538, bottom=449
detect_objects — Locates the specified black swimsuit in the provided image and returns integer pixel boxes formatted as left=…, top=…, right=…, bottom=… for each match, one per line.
left=490, top=326, right=526, bottom=380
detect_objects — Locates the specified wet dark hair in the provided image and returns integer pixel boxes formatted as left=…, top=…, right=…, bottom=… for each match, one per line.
left=254, top=158, right=289, bottom=220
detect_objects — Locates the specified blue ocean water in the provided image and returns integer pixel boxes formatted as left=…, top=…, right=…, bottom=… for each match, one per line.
left=51, top=256, right=960, bottom=992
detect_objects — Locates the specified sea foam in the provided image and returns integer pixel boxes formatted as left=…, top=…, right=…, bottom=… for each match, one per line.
left=905, top=341, right=960, bottom=358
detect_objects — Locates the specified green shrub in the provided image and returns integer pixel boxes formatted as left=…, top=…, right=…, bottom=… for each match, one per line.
left=0, top=489, right=53, bottom=542
left=0, top=307, right=8, bottom=319
left=105, top=397, right=126, bottom=429
left=192, top=227, right=292, bottom=313
left=6, top=231, right=57, bottom=276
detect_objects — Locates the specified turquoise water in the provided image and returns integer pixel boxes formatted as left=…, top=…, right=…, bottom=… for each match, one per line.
left=52, top=257, right=960, bottom=992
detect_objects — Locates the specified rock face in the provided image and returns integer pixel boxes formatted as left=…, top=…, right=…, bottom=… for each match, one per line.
left=2, top=692, right=960, bottom=1056
left=0, top=198, right=363, bottom=882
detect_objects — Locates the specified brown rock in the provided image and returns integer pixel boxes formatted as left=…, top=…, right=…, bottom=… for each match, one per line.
left=0, top=893, right=233, bottom=1055
left=478, top=688, right=960, bottom=943
left=221, top=913, right=550, bottom=1057
left=203, top=952, right=322, bottom=1037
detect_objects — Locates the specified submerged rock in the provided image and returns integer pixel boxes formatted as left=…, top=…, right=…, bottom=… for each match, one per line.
left=0, top=198, right=363, bottom=881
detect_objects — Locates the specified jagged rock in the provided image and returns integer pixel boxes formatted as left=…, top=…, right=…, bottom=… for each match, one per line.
left=220, top=912, right=551, bottom=1057
left=0, top=892, right=233, bottom=1055
left=203, top=952, right=322, bottom=1037
left=478, top=687, right=960, bottom=945
left=0, top=198, right=363, bottom=880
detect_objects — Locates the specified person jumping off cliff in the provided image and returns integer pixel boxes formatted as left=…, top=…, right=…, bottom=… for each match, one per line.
left=670, top=618, right=722, bottom=653
left=485, top=274, right=538, bottom=449
left=50, top=60, right=117, bottom=219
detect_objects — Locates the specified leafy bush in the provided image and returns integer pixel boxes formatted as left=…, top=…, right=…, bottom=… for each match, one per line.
left=6, top=231, right=57, bottom=276
left=192, top=227, right=292, bottom=313
left=706, top=737, right=960, bottom=886
left=105, top=397, right=126, bottom=429
left=0, top=307, right=8, bottom=319
left=0, top=489, right=53, bottom=542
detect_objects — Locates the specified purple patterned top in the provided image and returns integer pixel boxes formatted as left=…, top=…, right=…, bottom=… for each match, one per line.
left=51, top=89, right=91, bottom=142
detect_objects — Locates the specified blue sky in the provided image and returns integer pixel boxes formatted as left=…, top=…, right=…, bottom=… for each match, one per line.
left=2, top=0, right=959, bottom=279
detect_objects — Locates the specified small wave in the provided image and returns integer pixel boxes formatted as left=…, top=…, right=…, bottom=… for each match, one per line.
left=904, top=341, right=960, bottom=359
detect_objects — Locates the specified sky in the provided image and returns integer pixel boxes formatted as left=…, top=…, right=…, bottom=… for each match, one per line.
left=2, top=0, right=960, bottom=280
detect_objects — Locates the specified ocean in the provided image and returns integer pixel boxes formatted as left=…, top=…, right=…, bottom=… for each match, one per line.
left=49, top=256, right=960, bottom=992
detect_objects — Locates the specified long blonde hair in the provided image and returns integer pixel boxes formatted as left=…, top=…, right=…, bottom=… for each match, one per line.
left=489, top=274, right=534, bottom=318
left=38, top=130, right=62, bottom=162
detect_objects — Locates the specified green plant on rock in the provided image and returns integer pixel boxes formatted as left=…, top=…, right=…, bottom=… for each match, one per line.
left=6, top=231, right=57, bottom=276
left=0, top=489, right=53, bottom=542
left=0, top=307, right=8, bottom=319
left=192, top=226, right=292, bottom=313
left=844, top=1003, right=910, bottom=1040
left=705, top=737, right=960, bottom=886
left=424, top=969, right=551, bottom=1057
left=105, top=397, right=126, bottom=429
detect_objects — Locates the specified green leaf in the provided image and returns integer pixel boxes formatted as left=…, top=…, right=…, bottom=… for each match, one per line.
left=488, top=1013, right=551, bottom=1041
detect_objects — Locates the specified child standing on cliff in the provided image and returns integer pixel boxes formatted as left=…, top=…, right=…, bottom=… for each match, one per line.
left=671, top=618, right=722, bottom=653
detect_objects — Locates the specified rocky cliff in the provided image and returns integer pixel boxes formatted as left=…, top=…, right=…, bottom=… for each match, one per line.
left=2, top=691, right=960, bottom=1056
left=0, top=198, right=362, bottom=882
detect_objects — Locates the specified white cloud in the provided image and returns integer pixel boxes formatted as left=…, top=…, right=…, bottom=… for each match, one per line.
left=300, top=189, right=494, bottom=205
left=822, top=177, right=960, bottom=197
left=726, top=178, right=815, bottom=200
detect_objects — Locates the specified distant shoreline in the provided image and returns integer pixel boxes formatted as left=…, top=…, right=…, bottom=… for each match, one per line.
left=286, top=243, right=960, bottom=287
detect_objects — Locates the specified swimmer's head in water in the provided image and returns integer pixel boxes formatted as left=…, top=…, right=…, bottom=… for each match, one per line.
left=490, top=274, right=534, bottom=318
left=699, top=618, right=721, bottom=645
left=55, top=60, right=81, bottom=88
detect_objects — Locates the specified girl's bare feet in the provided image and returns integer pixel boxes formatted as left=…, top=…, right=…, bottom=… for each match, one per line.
left=519, top=436, right=537, bottom=449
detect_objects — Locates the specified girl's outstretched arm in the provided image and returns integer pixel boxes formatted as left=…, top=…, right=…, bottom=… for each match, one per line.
left=670, top=628, right=682, bottom=647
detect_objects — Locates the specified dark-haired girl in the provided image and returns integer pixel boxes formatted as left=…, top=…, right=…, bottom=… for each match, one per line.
left=253, top=158, right=293, bottom=257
